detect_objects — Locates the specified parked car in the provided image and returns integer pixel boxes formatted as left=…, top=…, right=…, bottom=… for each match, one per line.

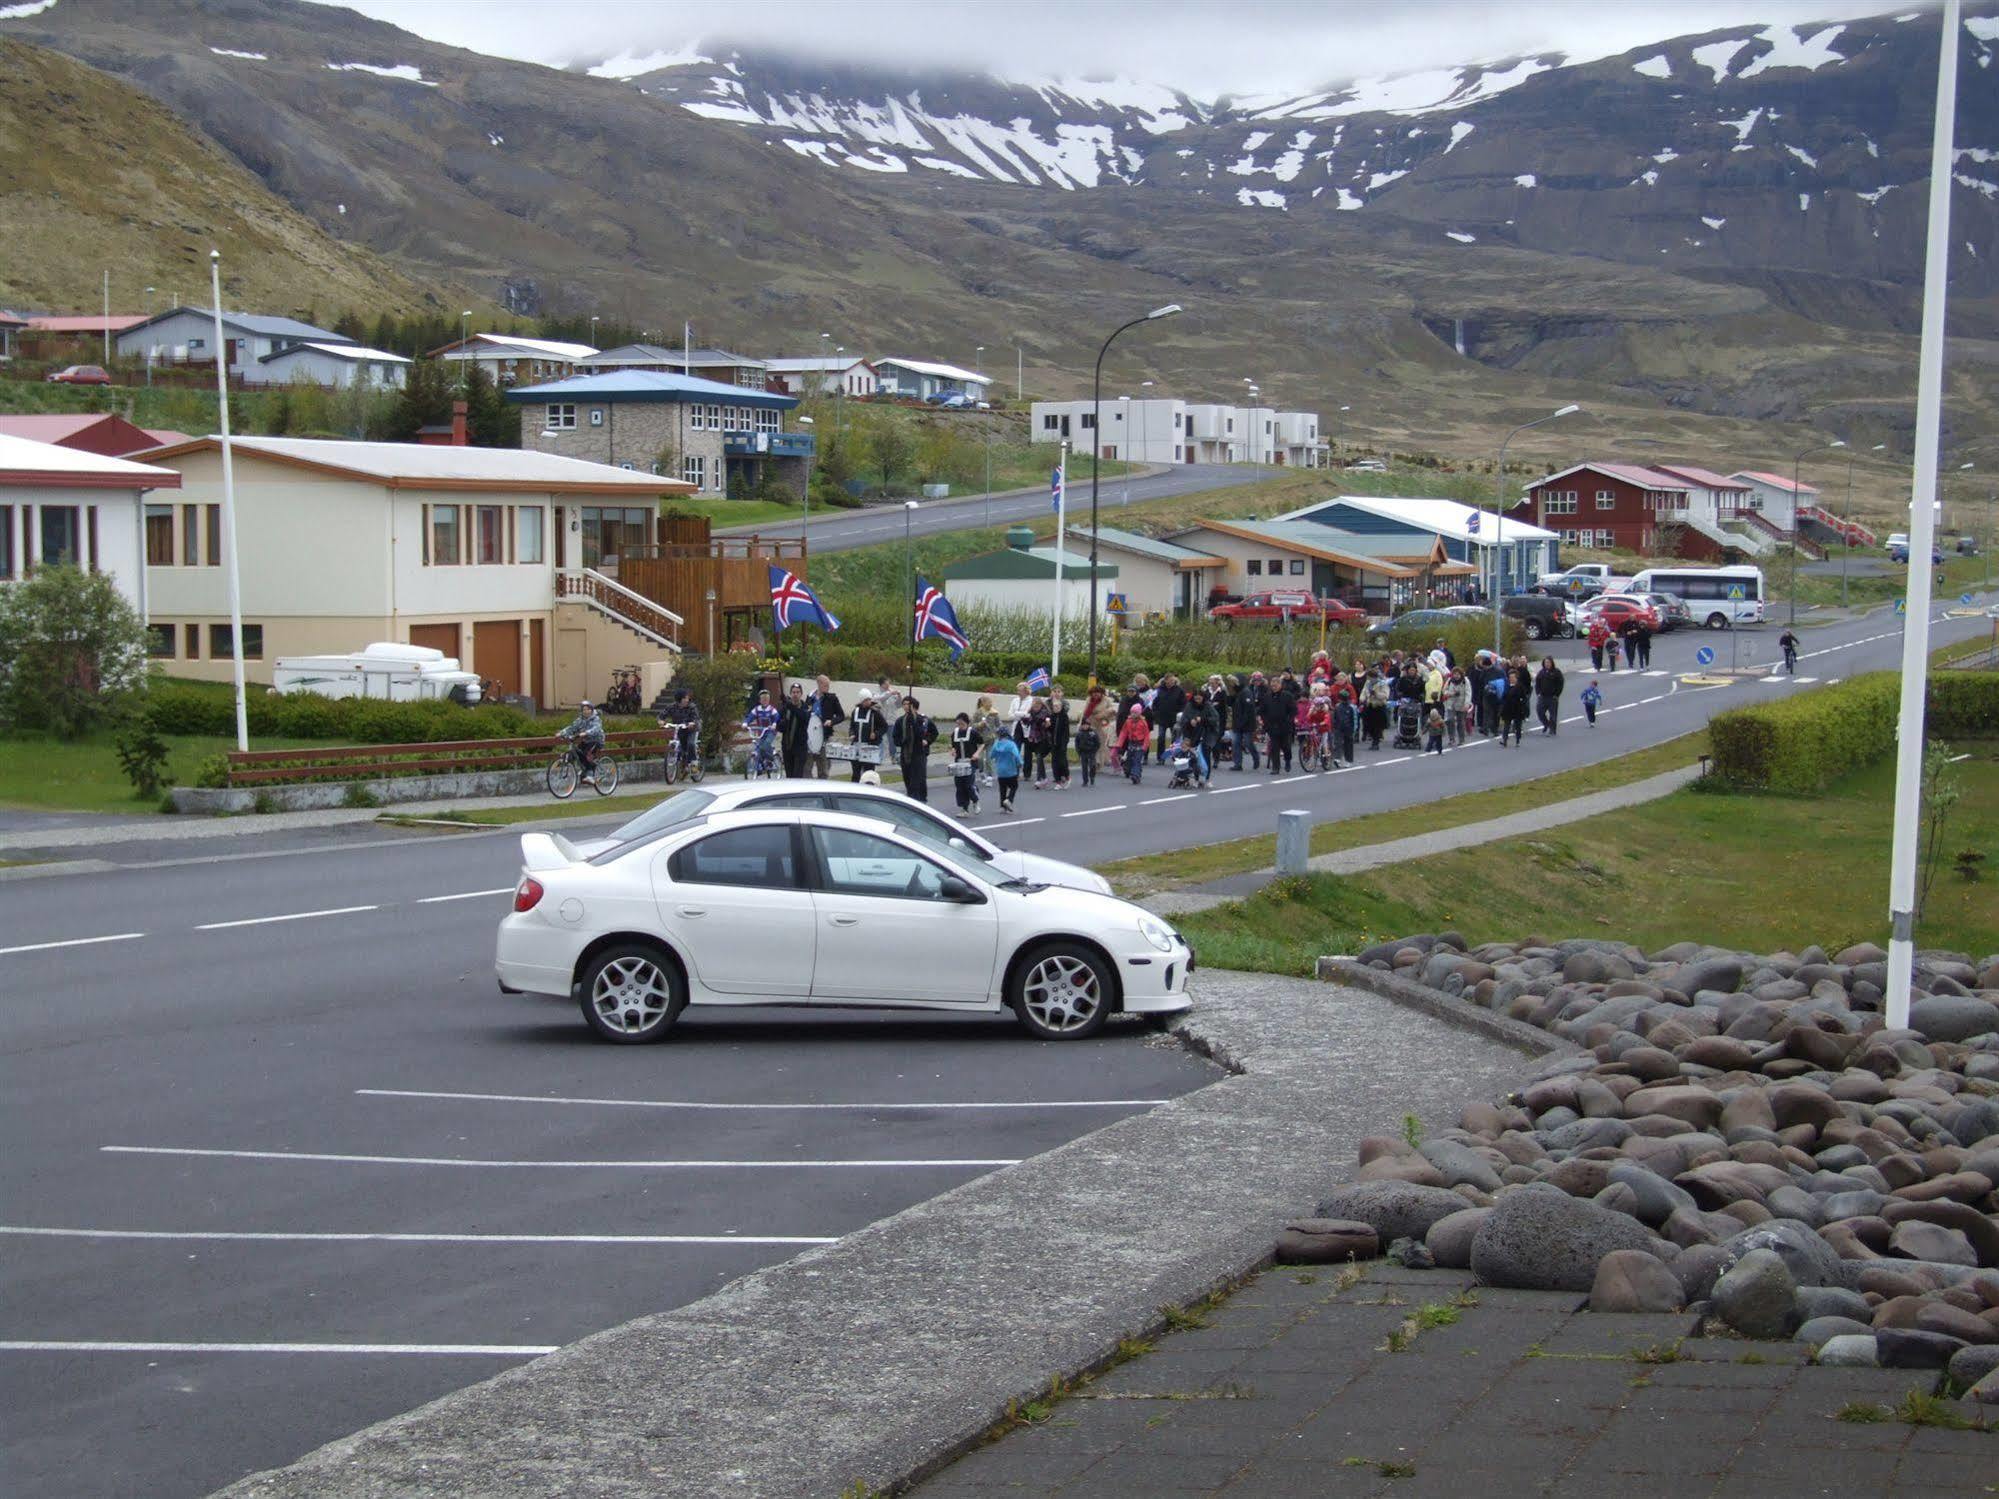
left=1888, top=541, right=1942, bottom=565
left=1636, top=592, right=1692, bottom=631
left=570, top=781, right=1114, bottom=895
left=1578, top=594, right=1661, bottom=632
left=1498, top=594, right=1575, bottom=640
left=496, top=807, right=1195, bottom=1043
left=927, top=391, right=973, bottom=409
left=1886, top=533, right=1908, bottom=552
left=45, top=364, right=112, bottom=385
left=1208, top=590, right=1367, bottom=626
left=1345, top=458, right=1387, bottom=473
left=1367, top=607, right=1466, bottom=637
left=1534, top=563, right=1630, bottom=598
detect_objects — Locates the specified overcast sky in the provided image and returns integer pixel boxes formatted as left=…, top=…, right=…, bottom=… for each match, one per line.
left=311, top=0, right=1929, bottom=96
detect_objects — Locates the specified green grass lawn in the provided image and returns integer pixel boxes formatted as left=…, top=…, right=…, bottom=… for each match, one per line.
left=1173, top=743, right=1999, bottom=976
left=0, top=730, right=316, bottom=814
left=1106, top=730, right=1711, bottom=898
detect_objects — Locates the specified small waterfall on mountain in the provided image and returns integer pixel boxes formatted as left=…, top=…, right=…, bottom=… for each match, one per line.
left=1454, top=318, right=1467, bottom=356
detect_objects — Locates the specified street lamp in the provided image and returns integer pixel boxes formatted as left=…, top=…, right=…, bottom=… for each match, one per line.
left=1333, top=404, right=1350, bottom=464
left=588, top=314, right=600, bottom=350
left=796, top=416, right=814, bottom=537
left=1789, top=438, right=1845, bottom=625
left=902, top=500, right=921, bottom=678
left=975, top=344, right=984, bottom=381
left=460, top=309, right=473, bottom=391
left=705, top=587, right=717, bottom=655
left=1087, top=303, right=1183, bottom=686
left=835, top=344, right=847, bottom=433
left=1490, top=403, right=1581, bottom=655
left=1842, top=443, right=1887, bottom=608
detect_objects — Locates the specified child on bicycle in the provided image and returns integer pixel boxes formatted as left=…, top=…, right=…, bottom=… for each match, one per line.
left=659, top=688, right=700, bottom=769
left=744, top=690, right=780, bottom=775
left=560, top=700, right=606, bottom=783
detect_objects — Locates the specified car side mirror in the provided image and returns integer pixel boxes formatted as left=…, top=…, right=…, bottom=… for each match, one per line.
left=938, top=876, right=981, bottom=903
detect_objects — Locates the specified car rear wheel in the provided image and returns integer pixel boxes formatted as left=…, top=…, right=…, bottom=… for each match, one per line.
left=1705, top=612, right=1729, bottom=630
left=1524, top=619, right=1545, bottom=640
left=1010, top=942, right=1113, bottom=1040
left=578, top=944, right=686, bottom=1043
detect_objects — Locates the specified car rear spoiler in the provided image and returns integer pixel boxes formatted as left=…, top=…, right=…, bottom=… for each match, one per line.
left=520, top=832, right=586, bottom=871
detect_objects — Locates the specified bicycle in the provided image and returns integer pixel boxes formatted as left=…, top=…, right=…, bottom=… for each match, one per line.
left=605, top=668, right=643, bottom=716
left=746, top=726, right=781, bottom=779
left=548, top=736, right=620, bottom=799
left=661, top=724, right=705, bottom=785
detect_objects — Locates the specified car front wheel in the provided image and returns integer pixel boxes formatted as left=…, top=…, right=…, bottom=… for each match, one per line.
left=578, top=944, right=687, bottom=1043
left=1705, top=612, right=1729, bottom=630
left=1524, top=619, right=1545, bottom=640
left=1009, top=942, right=1113, bottom=1040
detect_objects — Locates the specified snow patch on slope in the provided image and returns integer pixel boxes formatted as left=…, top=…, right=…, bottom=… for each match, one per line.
left=1237, top=187, right=1287, bottom=209
left=590, top=45, right=711, bottom=78
left=1632, top=55, right=1672, bottom=80
left=1445, top=121, right=1475, bottom=154
left=327, top=61, right=437, bottom=85
left=209, top=46, right=266, bottom=60
left=1515, top=173, right=1537, bottom=187
left=0, top=0, right=61, bottom=17
left=1446, top=230, right=1476, bottom=243
left=1738, top=24, right=1846, bottom=79
left=1691, top=38, right=1750, bottom=82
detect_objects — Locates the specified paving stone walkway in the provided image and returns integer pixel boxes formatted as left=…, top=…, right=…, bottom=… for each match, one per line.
left=910, top=1264, right=1994, bottom=1498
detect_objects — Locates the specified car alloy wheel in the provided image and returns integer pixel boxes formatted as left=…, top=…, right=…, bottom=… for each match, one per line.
left=1015, top=946, right=1110, bottom=1039
left=580, top=947, right=685, bottom=1043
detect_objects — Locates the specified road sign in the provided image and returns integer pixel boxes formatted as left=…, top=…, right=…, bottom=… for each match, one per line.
left=1894, top=599, right=1907, bottom=615
left=1964, top=592, right=1976, bottom=605
left=1105, top=593, right=1129, bottom=615
left=1695, top=645, right=1716, bottom=666
left=1727, top=585, right=1745, bottom=600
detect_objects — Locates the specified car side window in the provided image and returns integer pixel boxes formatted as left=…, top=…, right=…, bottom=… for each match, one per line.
left=669, top=825, right=798, bottom=888
left=810, top=826, right=954, bottom=901
left=747, top=793, right=832, bottom=812
left=826, top=794, right=950, bottom=845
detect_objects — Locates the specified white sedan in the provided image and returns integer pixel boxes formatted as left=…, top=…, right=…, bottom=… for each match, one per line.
left=568, top=781, right=1114, bottom=896
left=496, top=807, right=1195, bottom=1043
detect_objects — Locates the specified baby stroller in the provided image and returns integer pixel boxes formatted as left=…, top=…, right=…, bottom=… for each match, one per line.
left=1167, top=748, right=1197, bottom=790
left=1391, top=699, right=1424, bottom=751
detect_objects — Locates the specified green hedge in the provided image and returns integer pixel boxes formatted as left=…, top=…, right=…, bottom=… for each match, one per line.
left=143, top=683, right=652, bottom=744
left=1709, top=670, right=1998, bottom=792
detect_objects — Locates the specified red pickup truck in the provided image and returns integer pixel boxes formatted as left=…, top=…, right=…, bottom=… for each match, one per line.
left=1208, top=590, right=1367, bottom=626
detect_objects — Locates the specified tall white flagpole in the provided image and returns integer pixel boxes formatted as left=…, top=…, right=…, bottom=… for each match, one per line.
left=1051, top=443, right=1067, bottom=678
left=208, top=251, right=249, bottom=754
left=1884, top=0, right=1961, bottom=1031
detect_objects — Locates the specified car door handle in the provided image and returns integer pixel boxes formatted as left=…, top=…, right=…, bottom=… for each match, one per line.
left=828, top=914, right=860, bottom=927
left=677, top=905, right=707, bottom=918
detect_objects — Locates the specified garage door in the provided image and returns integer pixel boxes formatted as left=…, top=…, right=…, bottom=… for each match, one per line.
left=409, top=623, right=458, bottom=660
left=472, top=620, right=521, bottom=700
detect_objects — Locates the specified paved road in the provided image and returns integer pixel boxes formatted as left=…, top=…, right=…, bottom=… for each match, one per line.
left=0, top=874, right=1217, bottom=1499
left=720, top=463, right=1243, bottom=552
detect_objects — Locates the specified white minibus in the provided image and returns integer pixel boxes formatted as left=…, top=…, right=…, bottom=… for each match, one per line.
left=1627, top=565, right=1765, bottom=629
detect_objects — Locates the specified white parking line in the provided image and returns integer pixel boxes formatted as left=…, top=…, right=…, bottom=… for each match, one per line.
left=1059, top=804, right=1125, bottom=818
left=1377, top=756, right=1411, bottom=766
left=355, top=1087, right=1170, bottom=1112
left=1204, top=783, right=1260, bottom=794
left=195, top=905, right=377, bottom=931
left=0, top=1340, right=558, bottom=1357
left=104, top=1146, right=1021, bottom=1169
left=0, top=1224, right=837, bottom=1246
left=0, top=932, right=145, bottom=957
left=414, top=888, right=515, bottom=904
left=1138, top=794, right=1194, bottom=805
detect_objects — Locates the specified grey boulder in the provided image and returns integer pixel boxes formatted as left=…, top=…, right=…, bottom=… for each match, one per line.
left=1315, top=1182, right=1471, bottom=1244
left=1815, top=1334, right=1879, bottom=1367
left=1712, top=1248, right=1798, bottom=1339
left=1908, top=995, right=1999, bottom=1043
left=1590, top=1250, right=1687, bottom=1313
left=1425, top=1208, right=1491, bottom=1271
left=1470, top=1189, right=1659, bottom=1292
left=1275, top=1219, right=1380, bottom=1264
left=1795, top=1315, right=1873, bottom=1348
left=1715, top=1220, right=1844, bottom=1289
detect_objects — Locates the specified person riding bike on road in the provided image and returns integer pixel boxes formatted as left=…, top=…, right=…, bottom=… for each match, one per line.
left=1778, top=627, right=1800, bottom=674
left=560, top=700, right=607, bottom=783
left=659, top=688, right=700, bottom=766
left=744, top=690, right=781, bottom=772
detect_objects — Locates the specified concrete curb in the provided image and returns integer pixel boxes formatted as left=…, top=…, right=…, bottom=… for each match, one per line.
left=1314, top=957, right=1579, bottom=1061
left=210, top=970, right=1539, bottom=1499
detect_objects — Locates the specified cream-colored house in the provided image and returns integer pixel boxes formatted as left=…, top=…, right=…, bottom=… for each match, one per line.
left=140, top=436, right=694, bottom=707
left=0, top=433, right=179, bottom=623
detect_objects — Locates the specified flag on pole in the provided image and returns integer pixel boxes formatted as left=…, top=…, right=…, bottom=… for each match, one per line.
left=1465, top=509, right=1480, bottom=535
left=1026, top=665, right=1052, bottom=693
left=768, top=564, right=841, bottom=632
left=1050, top=461, right=1064, bottom=513
left=912, top=576, right=969, bottom=660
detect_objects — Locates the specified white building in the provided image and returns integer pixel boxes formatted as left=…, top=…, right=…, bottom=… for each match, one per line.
left=939, top=535, right=1117, bottom=620
left=580, top=345, right=771, bottom=390
left=1273, top=494, right=1560, bottom=597
left=430, top=333, right=598, bottom=388
left=874, top=358, right=993, bottom=401
left=764, top=356, right=879, bottom=398
left=0, top=432, right=180, bottom=623
left=116, top=308, right=347, bottom=382
left=1726, top=471, right=1820, bottom=531
left=1032, top=397, right=1323, bottom=467
left=138, top=436, right=694, bottom=707
left=257, top=342, right=411, bottom=390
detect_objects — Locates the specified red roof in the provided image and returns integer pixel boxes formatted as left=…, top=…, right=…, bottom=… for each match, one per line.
left=26, top=314, right=148, bottom=334
left=1650, top=464, right=1751, bottom=492
left=1731, top=470, right=1819, bottom=495
left=0, top=413, right=183, bottom=458
left=1529, top=461, right=1690, bottom=492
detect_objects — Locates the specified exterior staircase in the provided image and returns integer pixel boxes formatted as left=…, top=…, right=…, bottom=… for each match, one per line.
left=556, top=569, right=685, bottom=653
left=1722, top=509, right=1824, bottom=561
left=1796, top=502, right=1876, bottom=548
left=1685, top=512, right=1770, bottom=557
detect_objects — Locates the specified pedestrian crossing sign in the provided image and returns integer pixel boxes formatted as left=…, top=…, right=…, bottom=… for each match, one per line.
left=1727, top=585, right=1744, bottom=600
left=1106, top=593, right=1129, bottom=614
left=1894, top=599, right=1906, bottom=614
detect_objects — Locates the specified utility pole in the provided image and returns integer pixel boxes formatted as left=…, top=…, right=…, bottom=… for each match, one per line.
left=102, top=268, right=110, bottom=364
left=1086, top=304, right=1181, bottom=687
left=208, top=251, right=249, bottom=754
left=1789, top=439, right=1845, bottom=624
left=1491, top=405, right=1581, bottom=655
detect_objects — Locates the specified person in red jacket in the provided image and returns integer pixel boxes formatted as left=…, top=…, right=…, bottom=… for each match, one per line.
left=1587, top=618, right=1611, bottom=671
left=1115, top=706, right=1152, bottom=784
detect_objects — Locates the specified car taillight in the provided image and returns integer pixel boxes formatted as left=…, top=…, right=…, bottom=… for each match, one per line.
left=514, top=877, right=544, bottom=913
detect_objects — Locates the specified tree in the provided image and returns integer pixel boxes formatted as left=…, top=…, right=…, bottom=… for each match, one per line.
left=860, top=412, right=916, bottom=491
left=0, top=565, right=153, bottom=738
left=382, top=356, right=456, bottom=441
left=463, top=363, right=519, bottom=447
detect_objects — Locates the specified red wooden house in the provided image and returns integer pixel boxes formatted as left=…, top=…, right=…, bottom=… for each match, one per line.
left=1516, top=462, right=1691, bottom=554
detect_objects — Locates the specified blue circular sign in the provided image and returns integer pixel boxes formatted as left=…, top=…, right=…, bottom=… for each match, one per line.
left=1964, top=592, right=1977, bottom=605
left=1695, top=646, right=1716, bottom=666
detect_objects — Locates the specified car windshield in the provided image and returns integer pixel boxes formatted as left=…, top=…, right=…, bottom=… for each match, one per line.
left=607, top=789, right=716, bottom=844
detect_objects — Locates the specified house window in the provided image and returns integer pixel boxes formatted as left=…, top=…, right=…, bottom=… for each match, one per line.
left=145, top=504, right=175, bottom=565
left=1042, top=414, right=1059, bottom=431
left=683, top=455, right=706, bottom=490
left=1080, top=414, right=1095, bottom=429
left=1595, top=490, right=1616, bottom=509
left=146, top=623, right=175, bottom=658
left=1743, top=492, right=1763, bottom=511
left=755, top=408, right=780, bottom=434
left=1542, top=491, right=1578, bottom=516
left=182, top=504, right=199, bottom=562
left=1289, top=559, right=1306, bottom=576
left=184, top=623, right=200, bottom=658
left=1596, top=530, right=1616, bottom=549
left=1268, top=557, right=1285, bottom=574
left=548, top=403, right=577, bottom=430
left=578, top=507, right=652, bottom=568
left=1247, top=559, right=1263, bottom=576
left=744, top=368, right=766, bottom=391
left=517, top=506, right=544, bottom=564
left=205, top=504, right=221, bottom=565
left=39, top=505, right=81, bottom=566
left=0, top=505, right=12, bottom=579
left=430, top=504, right=460, bottom=565
left=589, top=407, right=605, bottom=427
left=476, top=506, right=504, bottom=564
left=209, top=624, right=263, bottom=659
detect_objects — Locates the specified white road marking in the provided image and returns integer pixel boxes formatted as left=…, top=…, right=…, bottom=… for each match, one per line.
left=0, top=1224, right=836, bottom=1246
left=1203, top=783, right=1260, bottom=794
left=195, top=905, right=378, bottom=931
left=1138, top=794, right=1194, bottom=805
left=1640, top=695, right=1664, bottom=705
left=1059, top=804, right=1125, bottom=818
left=415, top=888, right=515, bottom=904
left=0, top=1340, right=558, bottom=1357
left=104, top=1146, right=1020, bottom=1169
left=1273, top=774, right=1315, bottom=784
left=1376, top=756, right=1411, bottom=766
left=356, top=1087, right=1170, bottom=1111
left=0, top=932, right=145, bottom=957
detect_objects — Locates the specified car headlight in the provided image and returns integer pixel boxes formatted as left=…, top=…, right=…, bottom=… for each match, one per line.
left=1137, top=915, right=1176, bottom=953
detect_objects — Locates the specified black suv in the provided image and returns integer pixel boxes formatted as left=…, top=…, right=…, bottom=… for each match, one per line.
left=1501, top=595, right=1574, bottom=640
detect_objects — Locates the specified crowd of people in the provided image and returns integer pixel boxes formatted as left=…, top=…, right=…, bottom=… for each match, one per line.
left=701, top=639, right=1616, bottom=815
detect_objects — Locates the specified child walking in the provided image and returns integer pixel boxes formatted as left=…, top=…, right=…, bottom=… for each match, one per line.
left=949, top=712, right=983, bottom=815
left=988, top=729, right=1023, bottom=812
left=1075, top=717, right=1102, bottom=786
left=1581, top=678, right=1603, bottom=726
left=1424, top=706, right=1446, bottom=756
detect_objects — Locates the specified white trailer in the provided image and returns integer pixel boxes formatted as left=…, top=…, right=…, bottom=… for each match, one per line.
left=269, top=642, right=483, bottom=703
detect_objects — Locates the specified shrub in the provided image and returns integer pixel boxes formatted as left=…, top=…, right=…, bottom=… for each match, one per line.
left=193, top=753, right=232, bottom=789
left=143, top=683, right=550, bottom=744
left=0, top=564, right=153, bottom=738
left=1709, top=672, right=1958, bottom=792
left=1928, top=671, right=1999, bottom=739
left=114, top=712, right=171, bottom=797
left=669, top=653, right=762, bottom=764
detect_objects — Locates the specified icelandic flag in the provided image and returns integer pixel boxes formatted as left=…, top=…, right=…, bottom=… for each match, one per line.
left=913, top=576, right=969, bottom=660
left=1026, top=664, right=1052, bottom=693
left=1050, top=462, right=1064, bottom=513
left=768, top=564, right=841, bottom=632
left=1465, top=509, right=1480, bottom=535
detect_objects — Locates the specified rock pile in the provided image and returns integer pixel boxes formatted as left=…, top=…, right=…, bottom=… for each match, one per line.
left=1284, top=934, right=1999, bottom=1406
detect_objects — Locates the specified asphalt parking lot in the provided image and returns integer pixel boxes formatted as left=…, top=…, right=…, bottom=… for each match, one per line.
left=0, top=888, right=1219, bottom=1499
